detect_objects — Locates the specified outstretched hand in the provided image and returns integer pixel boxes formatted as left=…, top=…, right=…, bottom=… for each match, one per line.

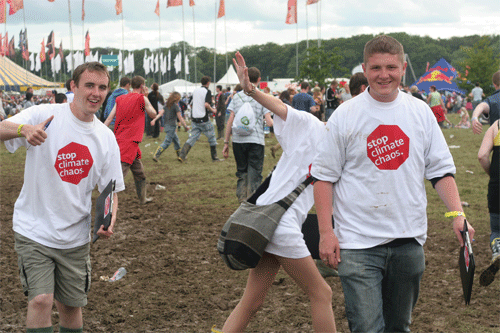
left=233, top=52, right=252, bottom=94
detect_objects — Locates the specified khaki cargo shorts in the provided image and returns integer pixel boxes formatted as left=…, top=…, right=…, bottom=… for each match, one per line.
left=14, top=233, right=91, bottom=307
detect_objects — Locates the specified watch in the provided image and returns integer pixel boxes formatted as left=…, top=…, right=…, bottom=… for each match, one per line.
left=244, top=83, right=257, bottom=96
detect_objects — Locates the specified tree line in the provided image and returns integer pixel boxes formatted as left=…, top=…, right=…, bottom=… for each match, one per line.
left=9, top=32, right=499, bottom=95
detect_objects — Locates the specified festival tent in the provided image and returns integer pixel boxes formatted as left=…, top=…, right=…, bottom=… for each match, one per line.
left=411, top=58, right=466, bottom=94
left=159, top=79, right=197, bottom=95
left=216, top=65, right=239, bottom=86
left=0, top=56, right=61, bottom=92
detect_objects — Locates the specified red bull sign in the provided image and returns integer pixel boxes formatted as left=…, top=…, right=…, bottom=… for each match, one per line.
left=417, top=70, right=453, bottom=85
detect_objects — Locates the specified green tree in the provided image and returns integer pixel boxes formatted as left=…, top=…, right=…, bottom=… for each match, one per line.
left=456, top=36, right=500, bottom=96
left=296, top=46, right=344, bottom=86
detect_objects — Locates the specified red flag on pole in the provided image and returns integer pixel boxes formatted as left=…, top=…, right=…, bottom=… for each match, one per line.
left=3, top=32, right=8, bottom=56
left=285, top=0, right=297, bottom=24
left=167, top=0, right=182, bottom=7
left=0, top=33, right=4, bottom=56
left=217, top=0, right=224, bottom=18
left=115, top=0, right=122, bottom=15
left=8, top=36, right=15, bottom=57
left=82, top=0, right=85, bottom=20
left=0, top=0, right=6, bottom=24
left=7, top=0, right=23, bottom=15
left=306, top=0, right=319, bottom=4
left=154, top=0, right=160, bottom=16
left=40, top=38, right=46, bottom=63
left=189, top=0, right=195, bottom=6
left=84, top=30, right=90, bottom=56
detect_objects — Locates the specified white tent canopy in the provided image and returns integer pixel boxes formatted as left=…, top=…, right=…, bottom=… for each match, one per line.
left=216, top=65, right=239, bottom=86
left=159, top=79, right=197, bottom=96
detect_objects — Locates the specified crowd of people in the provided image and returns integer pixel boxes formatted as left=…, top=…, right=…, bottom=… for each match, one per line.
left=1, top=34, right=499, bottom=333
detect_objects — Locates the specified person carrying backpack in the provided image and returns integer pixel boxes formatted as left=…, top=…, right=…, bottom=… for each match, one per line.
left=223, top=66, right=273, bottom=202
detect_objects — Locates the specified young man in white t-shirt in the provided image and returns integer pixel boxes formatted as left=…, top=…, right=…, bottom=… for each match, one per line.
left=312, top=35, right=475, bottom=332
left=0, top=62, right=125, bottom=333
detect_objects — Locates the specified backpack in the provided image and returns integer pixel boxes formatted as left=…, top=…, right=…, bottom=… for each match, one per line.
left=232, top=94, right=256, bottom=136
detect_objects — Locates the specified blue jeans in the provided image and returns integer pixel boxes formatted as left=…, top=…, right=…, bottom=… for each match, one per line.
left=490, top=213, right=500, bottom=243
left=185, top=121, right=217, bottom=147
left=338, top=240, right=425, bottom=333
left=159, top=124, right=181, bottom=151
left=325, top=108, right=335, bottom=122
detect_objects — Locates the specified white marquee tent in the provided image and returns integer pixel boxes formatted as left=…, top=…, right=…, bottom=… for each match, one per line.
left=159, top=79, right=197, bottom=96
left=216, top=65, right=239, bottom=87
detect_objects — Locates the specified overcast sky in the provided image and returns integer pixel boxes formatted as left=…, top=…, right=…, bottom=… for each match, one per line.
left=2, top=0, right=499, bottom=54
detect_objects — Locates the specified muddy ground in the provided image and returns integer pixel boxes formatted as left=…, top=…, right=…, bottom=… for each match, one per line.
left=1, top=136, right=499, bottom=332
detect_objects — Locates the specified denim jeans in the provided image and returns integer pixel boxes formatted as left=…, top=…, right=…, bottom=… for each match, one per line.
left=185, top=121, right=217, bottom=147
left=490, top=213, right=500, bottom=243
left=159, top=124, right=181, bottom=151
left=338, top=240, right=425, bottom=333
left=232, top=142, right=264, bottom=201
left=325, top=108, right=335, bottom=122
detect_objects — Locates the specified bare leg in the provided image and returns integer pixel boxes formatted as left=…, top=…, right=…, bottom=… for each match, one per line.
left=277, top=255, right=336, bottom=332
left=222, top=253, right=280, bottom=332
left=55, top=300, right=83, bottom=329
left=26, top=294, right=53, bottom=328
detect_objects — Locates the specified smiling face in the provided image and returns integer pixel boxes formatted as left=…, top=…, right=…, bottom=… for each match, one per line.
left=362, top=52, right=406, bottom=103
left=70, top=70, right=109, bottom=122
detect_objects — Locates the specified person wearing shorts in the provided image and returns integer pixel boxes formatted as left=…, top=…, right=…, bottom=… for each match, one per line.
left=0, top=62, right=125, bottom=333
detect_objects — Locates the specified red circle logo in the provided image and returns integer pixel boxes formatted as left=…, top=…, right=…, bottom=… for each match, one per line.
left=367, top=125, right=409, bottom=170
left=54, top=142, right=94, bottom=185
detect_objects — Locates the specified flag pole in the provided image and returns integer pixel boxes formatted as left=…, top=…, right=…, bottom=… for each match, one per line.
left=317, top=0, right=321, bottom=47
left=22, top=6, right=28, bottom=84
left=182, top=1, right=186, bottom=87
left=67, top=0, right=75, bottom=74
left=158, top=4, right=161, bottom=84
left=213, top=0, right=216, bottom=89
left=306, top=2, right=309, bottom=50
left=224, top=14, right=228, bottom=86
left=121, top=11, right=124, bottom=77
left=192, top=5, right=197, bottom=83
left=295, top=23, right=298, bottom=77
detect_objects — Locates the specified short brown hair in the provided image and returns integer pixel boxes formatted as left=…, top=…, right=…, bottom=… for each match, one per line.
left=72, top=62, right=110, bottom=87
left=120, top=76, right=131, bottom=87
left=131, top=76, right=145, bottom=89
left=248, top=67, right=261, bottom=84
left=492, top=70, right=500, bottom=87
left=364, top=35, right=404, bottom=65
left=349, top=72, right=368, bottom=97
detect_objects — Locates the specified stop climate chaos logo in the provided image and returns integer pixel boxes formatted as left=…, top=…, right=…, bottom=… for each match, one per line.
left=367, top=125, right=409, bottom=170
left=54, top=142, right=94, bottom=185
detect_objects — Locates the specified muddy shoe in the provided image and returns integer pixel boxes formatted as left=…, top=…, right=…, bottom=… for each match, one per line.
left=479, top=257, right=500, bottom=286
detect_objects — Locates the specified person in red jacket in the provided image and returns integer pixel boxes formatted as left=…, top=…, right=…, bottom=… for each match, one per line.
left=105, top=75, right=160, bottom=204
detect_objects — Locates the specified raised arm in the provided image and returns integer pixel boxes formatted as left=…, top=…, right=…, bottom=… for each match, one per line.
left=104, top=104, right=117, bottom=127
left=0, top=115, right=53, bottom=146
left=233, top=52, right=288, bottom=121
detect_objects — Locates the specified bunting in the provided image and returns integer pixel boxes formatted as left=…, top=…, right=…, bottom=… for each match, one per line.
left=0, top=0, right=6, bottom=24
left=306, top=0, right=319, bottom=4
left=47, top=30, right=55, bottom=60
left=115, top=0, right=122, bottom=15
left=154, top=0, right=159, bottom=16
left=84, top=30, right=90, bottom=56
left=167, top=0, right=182, bottom=7
left=189, top=0, right=195, bottom=6
left=6, top=0, right=23, bottom=15
left=2, top=32, right=8, bottom=56
left=0, top=33, right=3, bottom=56
left=40, top=38, right=46, bottom=63
left=48, top=0, right=55, bottom=2
left=217, top=0, right=224, bottom=18
left=285, top=0, right=297, bottom=25
left=82, top=0, right=85, bottom=21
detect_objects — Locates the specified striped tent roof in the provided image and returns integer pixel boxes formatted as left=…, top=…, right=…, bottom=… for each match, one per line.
left=0, top=56, right=61, bottom=92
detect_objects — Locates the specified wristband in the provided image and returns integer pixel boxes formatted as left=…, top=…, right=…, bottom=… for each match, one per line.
left=244, top=83, right=257, bottom=96
left=471, top=117, right=478, bottom=121
left=444, top=211, right=466, bottom=219
left=17, top=124, right=24, bottom=137
left=224, top=141, right=229, bottom=145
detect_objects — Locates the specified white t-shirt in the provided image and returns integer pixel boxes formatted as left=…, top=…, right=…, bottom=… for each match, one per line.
left=257, top=106, right=326, bottom=258
left=311, top=89, right=456, bottom=249
left=5, top=103, right=125, bottom=249
left=191, top=86, right=209, bottom=119
left=66, top=91, right=74, bottom=103
left=227, top=91, right=271, bottom=145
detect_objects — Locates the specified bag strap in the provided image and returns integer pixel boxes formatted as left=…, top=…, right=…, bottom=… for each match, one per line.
left=275, top=176, right=315, bottom=211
